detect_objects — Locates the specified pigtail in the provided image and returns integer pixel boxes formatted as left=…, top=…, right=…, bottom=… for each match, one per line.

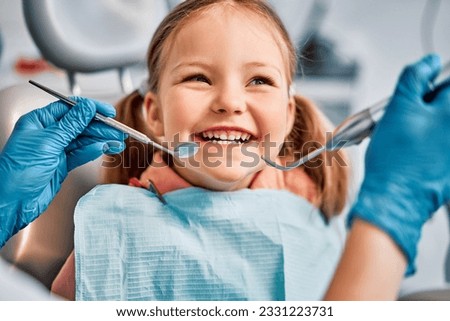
left=101, top=90, right=155, bottom=185
left=283, top=95, right=349, bottom=218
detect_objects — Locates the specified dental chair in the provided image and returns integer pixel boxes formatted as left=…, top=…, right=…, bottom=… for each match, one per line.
left=0, top=0, right=171, bottom=290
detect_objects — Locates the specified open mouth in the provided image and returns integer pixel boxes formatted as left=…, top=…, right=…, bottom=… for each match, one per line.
left=195, top=129, right=256, bottom=145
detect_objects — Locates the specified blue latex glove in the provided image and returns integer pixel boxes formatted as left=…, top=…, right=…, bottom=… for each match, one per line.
left=0, top=97, right=126, bottom=247
left=348, top=54, right=450, bottom=275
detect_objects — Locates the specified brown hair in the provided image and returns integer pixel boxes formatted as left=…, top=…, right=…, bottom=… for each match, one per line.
left=102, top=0, right=349, bottom=218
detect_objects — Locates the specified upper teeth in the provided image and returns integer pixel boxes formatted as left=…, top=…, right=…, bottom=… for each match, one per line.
left=202, top=130, right=251, bottom=143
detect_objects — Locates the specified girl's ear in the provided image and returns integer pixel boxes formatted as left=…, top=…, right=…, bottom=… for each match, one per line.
left=285, top=96, right=296, bottom=137
left=144, top=91, right=164, bottom=137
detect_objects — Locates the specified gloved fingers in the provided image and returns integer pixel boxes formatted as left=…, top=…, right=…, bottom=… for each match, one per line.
left=82, top=121, right=126, bottom=142
left=66, top=140, right=125, bottom=172
left=54, top=97, right=118, bottom=146
left=394, top=54, right=442, bottom=104
left=63, top=122, right=125, bottom=155
left=16, top=97, right=116, bottom=132
left=65, top=135, right=125, bottom=154
left=65, top=135, right=97, bottom=154
left=53, top=98, right=98, bottom=146
left=69, top=96, right=116, bottom=118
left=430, top=78, right=450, bottom=107
left=14, top=101, right=71, bottom=130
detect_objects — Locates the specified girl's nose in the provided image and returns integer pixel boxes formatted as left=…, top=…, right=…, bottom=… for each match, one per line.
left=211, top=83, right=247, bottom=115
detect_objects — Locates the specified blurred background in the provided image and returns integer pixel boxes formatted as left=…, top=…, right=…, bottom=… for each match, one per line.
left=0, top=0, right=449, bottom=299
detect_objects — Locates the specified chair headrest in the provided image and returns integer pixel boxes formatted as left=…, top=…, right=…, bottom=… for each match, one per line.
left=22, top=0, right=168, bottom=73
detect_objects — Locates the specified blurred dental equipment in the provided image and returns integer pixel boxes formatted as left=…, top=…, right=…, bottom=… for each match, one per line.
left=263, top=60, right=450, bottom=171
left=29, top=80, right=199, bottom=160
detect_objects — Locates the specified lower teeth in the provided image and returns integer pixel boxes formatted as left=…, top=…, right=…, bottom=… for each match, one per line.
left=211, top=140, right=242, bottom=144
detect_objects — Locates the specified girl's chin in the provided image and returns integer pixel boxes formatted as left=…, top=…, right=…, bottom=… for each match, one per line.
left=176, top=163, right=261, bottom=191
left=199, top=144, right=262, bottom=166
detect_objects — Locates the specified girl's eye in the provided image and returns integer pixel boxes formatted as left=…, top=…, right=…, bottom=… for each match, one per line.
left=249, top=76, right=274, bottom=86
left=183, top=74, right=211, bottom=84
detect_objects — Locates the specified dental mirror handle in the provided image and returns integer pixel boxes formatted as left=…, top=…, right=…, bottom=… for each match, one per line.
left=94, top=113, right=172, bottom=154
left=328, top=60, right=450, bottom=151
left=28, top=80, right=198, bottom=159
left=263, top=60, right=450, bottom=170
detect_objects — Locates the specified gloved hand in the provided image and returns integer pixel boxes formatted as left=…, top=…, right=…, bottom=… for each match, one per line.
left=348, top=54, right=450, bottom=275
left=0, top=97, right=126, bottom=247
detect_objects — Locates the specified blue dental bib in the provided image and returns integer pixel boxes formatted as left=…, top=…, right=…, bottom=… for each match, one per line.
left=74, top=184, right=343, bottom=300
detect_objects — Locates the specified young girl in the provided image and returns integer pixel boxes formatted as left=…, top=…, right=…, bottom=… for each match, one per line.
left=52, top=0, right=349, bottom=300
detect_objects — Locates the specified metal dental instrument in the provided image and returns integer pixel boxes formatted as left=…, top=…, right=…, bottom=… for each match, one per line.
left=29, top=80, right=199, bottom=159
left=263, top=61, right=450, bottom=171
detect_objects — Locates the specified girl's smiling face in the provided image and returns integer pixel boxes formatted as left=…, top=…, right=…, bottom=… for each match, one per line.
left=144, top=5, right=295, bottom=191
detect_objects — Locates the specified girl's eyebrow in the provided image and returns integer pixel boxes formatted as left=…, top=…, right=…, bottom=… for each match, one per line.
left=171, top=61, right=282, bottom=77
left=171, top=61, right=212, bottom=73
left=244, top=61, right=282, bottom=78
